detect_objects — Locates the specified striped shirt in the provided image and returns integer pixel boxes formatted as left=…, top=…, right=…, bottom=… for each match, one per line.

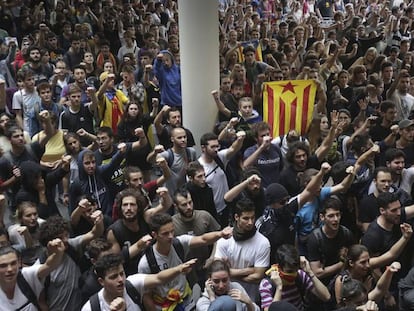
left=259, top=269, right=314, bottom=311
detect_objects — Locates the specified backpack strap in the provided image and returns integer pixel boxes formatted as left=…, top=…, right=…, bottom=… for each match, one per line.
left=16, top=270, right=41, bottom=311
left=313, top=228, right=326, bottom=267
left=172, top=237, right=185, bottom=262
left=125, top=280, right=144, bottom=309
left=145, top=240, right=161, bottom=274
left=166, top=148, right=174, bottom=167
left=89, top=292, right=101, bottom=311
left=145, top=238, right=185, bottom=274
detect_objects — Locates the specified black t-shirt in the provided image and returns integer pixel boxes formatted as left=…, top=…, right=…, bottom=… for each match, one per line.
left=60, top=106, right=95, bottom=146
left=279, top=155, right=320, bottom=196
left=307, top=226, right=354, bottom=283
left=369, top=123, right=391, bottom=143
left=358, top=193, right=380, bottom=224
left=361, top=207, right=407, bottom=257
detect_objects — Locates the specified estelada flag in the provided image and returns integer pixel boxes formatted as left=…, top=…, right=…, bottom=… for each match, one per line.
left=263, top=80, right=317, bottom=137
left=237, top=39, right=263, bottom=62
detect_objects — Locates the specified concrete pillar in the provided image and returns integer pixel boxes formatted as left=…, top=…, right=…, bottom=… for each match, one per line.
left=178, top=0, right=219, bottom=151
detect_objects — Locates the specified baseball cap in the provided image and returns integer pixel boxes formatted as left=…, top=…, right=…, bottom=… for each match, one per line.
left=399, top=119, right=414, bottom=129
left=265, top=183, right=289, bottom=205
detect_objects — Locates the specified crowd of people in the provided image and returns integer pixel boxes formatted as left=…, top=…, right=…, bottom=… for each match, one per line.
left=1, top=0, right=414, bottom=310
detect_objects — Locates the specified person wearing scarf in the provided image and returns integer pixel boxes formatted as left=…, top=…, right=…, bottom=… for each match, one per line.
left=259, top=244, right=331, bottom=311
left=214, top=198, right=270, bottom=301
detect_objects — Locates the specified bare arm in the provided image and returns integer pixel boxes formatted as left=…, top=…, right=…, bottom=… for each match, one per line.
left=212, top=90, right=231, bottom=118
left=37, top=239, right=65, bottom=279
left=369, top=223, right=412, bottom=269
left=107, top=229, right=122, bottom=254
left=369, top=262, right=401, bottom=302
left=81, top=211, right=105, bottom=247
left=153, top=105, right=170, bottom=135
left=190, top=226, right=233, bottom=248
left=143, top=187, right=172, bottom=224
left=144, top=259, right=197, bottom=288
left=224, top=174, right=261, bottom=203
left=310, top=260, right=344, bottom=280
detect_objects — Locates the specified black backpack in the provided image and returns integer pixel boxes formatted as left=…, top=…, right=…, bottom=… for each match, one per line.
left=16, top=270, right=41, bottom=311
left=145, top=238, right=185, bottom=274
left=89, top=280, right=143, bottom=311
left=312, top=226, right=353, bottom=267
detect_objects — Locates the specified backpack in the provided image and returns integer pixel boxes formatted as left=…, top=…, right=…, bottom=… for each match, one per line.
left=312, top=225, right=353, bottom=267
left=145, top=238, right=185, bottom=274
left=16, top=270, right=41, bottom=311
left=166, top=147, right=195, bottom=168
left=202, top=155, right=235, bottom=188
left=89, top=280, right=143, bottom=311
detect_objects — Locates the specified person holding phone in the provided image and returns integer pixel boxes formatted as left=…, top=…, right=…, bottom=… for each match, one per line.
left=196, top=258, right=260, bottom=311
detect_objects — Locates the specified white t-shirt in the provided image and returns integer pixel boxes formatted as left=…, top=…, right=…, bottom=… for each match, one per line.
left=81, top=273, right=146, bottom=311
left=0, top=265, right=43, bottom=311
left=198, top=150, right=229, bottom=213
left=137, top=235, right=192, bottom=308
left=214, top=231, right=270, bottom=298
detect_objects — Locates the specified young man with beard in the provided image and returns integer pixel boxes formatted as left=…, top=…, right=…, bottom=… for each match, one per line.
left=172, top=187, right=221, bottom=285
left=185, top=161, right=217, bottom=221
left=21, top=45, right=52, bottom=84
left=37, top=214, right=104, bottom=311
left=81, top=253, right=197, bottom=311
left=107, top=188, right=173, bottom=275
left=198, top=131, right=245, bottom=227
left=0, top=241, right=65, bottom=311
left=362, top=192, right=414, bottom=299
left=154, top=105, right=196, bottom=149
left=360, top=167, right=394, bottom=232
left=279, top=120, right=337, bottom=197
left=224, top=169, right=265, bottom=220
left=387, top=70, right=414, bottom=121
left=307, top=198, right=355, bottom=285
left=214, top=81, right=246, bottom=122
left=138, top=213, right=232, bottom=310
left=243, top=122, right=284, bottom=188
left=63, top=34, right=84, bottom=71
left=94, top=126, right=148, bottom=201
left=384, top=148, right=414, bottom=203
left=385, top=119, right=414, bottom=167
left=59, top=64, right=90, bottom=106
left=147, top=127, right=197, bottom=196
left=123, top=160, right=171, bottom=210
left=214, top=199, right=270, bottom=301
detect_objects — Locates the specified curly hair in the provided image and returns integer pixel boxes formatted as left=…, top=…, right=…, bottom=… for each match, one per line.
left=94, top=253, right=124, bottom=279
left=39, top=215, right=70, bottom=247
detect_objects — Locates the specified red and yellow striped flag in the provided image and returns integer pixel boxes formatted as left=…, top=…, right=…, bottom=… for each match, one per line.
left=263, top=80, right=317, bottom=137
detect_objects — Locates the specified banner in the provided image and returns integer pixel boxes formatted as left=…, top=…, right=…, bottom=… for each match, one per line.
left=263, top=80, right=316, bottom=137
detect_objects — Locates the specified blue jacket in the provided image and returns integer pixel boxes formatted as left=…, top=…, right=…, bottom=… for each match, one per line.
left=154, top=50, right=182, bottom=107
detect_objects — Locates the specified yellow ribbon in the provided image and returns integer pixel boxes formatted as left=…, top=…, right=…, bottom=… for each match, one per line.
left=153, top=282, right=192, bottom=311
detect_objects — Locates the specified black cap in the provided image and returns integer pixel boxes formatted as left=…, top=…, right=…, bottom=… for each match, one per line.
left=265, top=183, right=289, bottom=205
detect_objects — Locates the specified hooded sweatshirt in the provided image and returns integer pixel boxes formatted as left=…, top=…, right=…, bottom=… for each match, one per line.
left=69, top=146, right=129, bottom=216
left=154, top=49, right=182, bottom=107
